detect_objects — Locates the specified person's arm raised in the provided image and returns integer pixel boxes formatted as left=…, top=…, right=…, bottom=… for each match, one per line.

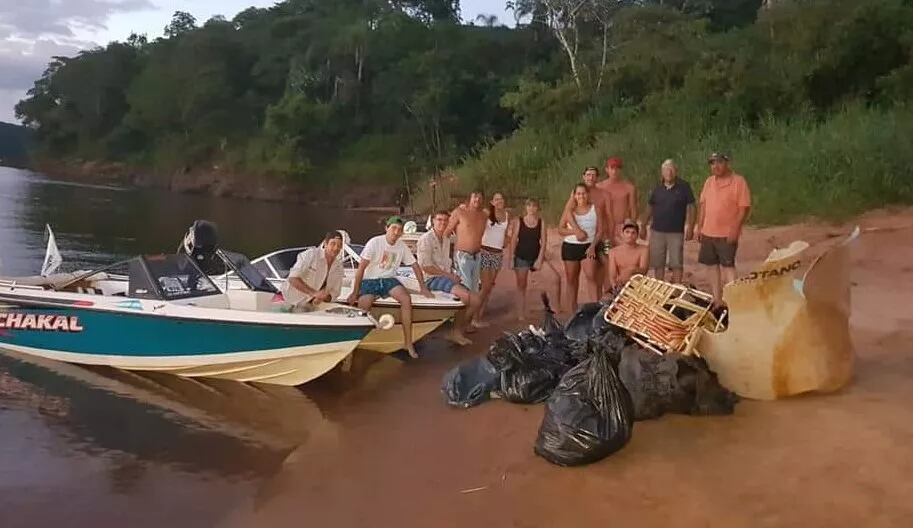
left=442, top=209, right=460, bottom=239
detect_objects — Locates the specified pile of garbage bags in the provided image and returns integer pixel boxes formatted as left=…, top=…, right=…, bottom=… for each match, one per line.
left=441, top=294, right=738, bottom=467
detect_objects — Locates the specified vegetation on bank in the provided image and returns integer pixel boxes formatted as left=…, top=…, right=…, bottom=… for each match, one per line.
left=15, top=0, right=913, bottom=223
left=452, top=0, right=913, bottom=224
left=0, top=122, right=29, bottom=166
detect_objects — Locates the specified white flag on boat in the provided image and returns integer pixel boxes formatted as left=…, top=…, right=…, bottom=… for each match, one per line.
left=41, top=224, right=63, bottom=277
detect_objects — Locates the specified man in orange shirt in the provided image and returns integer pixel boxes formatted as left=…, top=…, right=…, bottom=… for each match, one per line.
left=596, top=156, right=638, bottom=244
left=695, top=152, right=752, bottom=308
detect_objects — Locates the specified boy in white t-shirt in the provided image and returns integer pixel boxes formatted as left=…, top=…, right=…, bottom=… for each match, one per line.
left=347, top=216, right=433, bottom=358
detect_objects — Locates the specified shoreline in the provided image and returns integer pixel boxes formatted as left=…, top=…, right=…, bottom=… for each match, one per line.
left=26, top=159, right=403, bottom=209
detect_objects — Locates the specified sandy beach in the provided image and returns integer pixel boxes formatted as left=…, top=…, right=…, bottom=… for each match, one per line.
left=217, top=207, right=913, bottom=527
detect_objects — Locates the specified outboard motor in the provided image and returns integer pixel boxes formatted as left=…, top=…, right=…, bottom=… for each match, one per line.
left=179, top=220, right=224, bottom=275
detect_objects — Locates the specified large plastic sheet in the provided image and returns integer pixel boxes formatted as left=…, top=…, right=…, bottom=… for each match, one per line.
left=699, top=228, right=859, bottom=400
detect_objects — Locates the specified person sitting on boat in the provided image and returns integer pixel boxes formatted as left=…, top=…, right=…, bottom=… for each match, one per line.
left=347, top=216, right=434, bottom=358
left=282, top=231, right=345, bottom=311
left=417, top=210, right=480, bottom=346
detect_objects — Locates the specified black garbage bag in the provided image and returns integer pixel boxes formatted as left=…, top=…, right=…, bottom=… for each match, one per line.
left=617, top=345, right=680, bottom=420
left=494, top=334, right=567, bottom=404
left=674, top=355, right=739, bottom=416
left=500, top=366, right=560, bottom=404
left=540, top=293, right=564, bottom=337
left=534, top=347, right=634, bottom=466
left=564, top=302, right=605, bottom=341
left=441, top=357, right=500, bottom=409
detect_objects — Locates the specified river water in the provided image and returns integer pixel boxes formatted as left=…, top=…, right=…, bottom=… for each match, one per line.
left=0, top=167, right=408, bottom=527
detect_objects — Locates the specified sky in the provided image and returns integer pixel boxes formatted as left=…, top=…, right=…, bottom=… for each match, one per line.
left=0, top=0, right=512, bottom=123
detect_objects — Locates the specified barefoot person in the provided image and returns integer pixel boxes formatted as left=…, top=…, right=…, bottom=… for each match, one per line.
left=417, top=210, right=480, bottom=345
left=347, top=216, right=433, bottom=358
left=596, top=156, right=638, bottom=244
left=475, top=192, right=510, bottom=327
left=561, top=166, right=613, bottom=296
left=607, top=220, right=648, bottom=296
left=643, top=159, right=695, bottom=283
left=558, top=184, right=602, bottom=312
left=444, top=190, right=487, bottom=295
left=695, top=152, right=752, bottom=308
left=282, top=231, right=345, bottom=310
left=508, top=198, right=548, bottom=321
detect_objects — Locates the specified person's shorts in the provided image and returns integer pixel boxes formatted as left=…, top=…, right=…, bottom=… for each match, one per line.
left=480, top=248, right=504, bottom=271
left=426, top=275, right=459, bottom=293
left=561, top=242, right=589, bottom=262
left=513, top=256, right=535, bottom=270
left=698, top=236, right=738, bottom=267
left=454, top=250, right=481, bottom=293
left=649, top=231, right=685, bottom=270
left=359, top=278, right=403, bottom=297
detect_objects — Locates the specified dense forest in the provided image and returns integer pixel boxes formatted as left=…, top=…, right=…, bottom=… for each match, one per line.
left=0, top=122, right=29, bottom=166
left=15, top=0, right=913, bottom=221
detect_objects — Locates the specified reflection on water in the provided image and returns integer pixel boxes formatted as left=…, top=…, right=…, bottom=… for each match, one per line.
left=0, top=166, right=387, bottom=276
left=0, top=166, right=409, bottom=526
left=0, top=351, right=341, bottom=526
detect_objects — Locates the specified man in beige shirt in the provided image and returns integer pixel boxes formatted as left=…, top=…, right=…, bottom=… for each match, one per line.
left=417, top=210, right=480, bottom=345
left=282, top=231, right=345, bottom=309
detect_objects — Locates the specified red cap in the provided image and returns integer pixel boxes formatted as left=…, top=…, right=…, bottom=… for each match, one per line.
left=606, top=156, right=623, bottom=169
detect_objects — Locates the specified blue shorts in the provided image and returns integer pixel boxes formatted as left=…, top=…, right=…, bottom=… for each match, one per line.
left=513, top=256, right=535, bottom=270
left=454, top=250, right=481, bottom=293
left=426, top=275, right=459, bottom=293
left=359, top=278, right=403, bottom=297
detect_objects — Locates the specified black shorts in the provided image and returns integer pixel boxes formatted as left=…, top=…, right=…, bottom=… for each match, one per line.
left=561, top=242, right=589, bottom=262
left=698, top=236, right=738, bottom=267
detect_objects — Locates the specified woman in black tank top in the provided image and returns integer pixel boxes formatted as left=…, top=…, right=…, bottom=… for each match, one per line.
left=508, top=199, right=562, bottom=321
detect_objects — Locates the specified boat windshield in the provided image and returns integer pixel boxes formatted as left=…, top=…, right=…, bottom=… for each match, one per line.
left=130, top=255, right=222, bottom=301
left=217, top=250, right=279, bottom=293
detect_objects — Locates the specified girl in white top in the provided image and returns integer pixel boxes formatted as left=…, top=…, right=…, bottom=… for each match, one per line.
left=475, top=191, right=510, bottom=328
left=558, top=183, right=603, bottom=312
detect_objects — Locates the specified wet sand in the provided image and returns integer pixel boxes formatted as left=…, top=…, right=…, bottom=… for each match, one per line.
left=222, top=207, right=913, bottom=528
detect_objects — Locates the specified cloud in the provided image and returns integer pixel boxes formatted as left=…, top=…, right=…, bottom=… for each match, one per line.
left=0, top=0, right=151, bottom=122
left=0, top=0, right=153, bottom=39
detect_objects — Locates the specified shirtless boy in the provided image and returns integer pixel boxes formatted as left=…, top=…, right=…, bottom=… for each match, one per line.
left=443, top=190, right=488, bottom=293
left=596, top=156, right=638, bottom=244
left=606, top=220, right=648, bottom=296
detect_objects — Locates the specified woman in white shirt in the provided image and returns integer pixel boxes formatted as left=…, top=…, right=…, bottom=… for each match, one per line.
left=558, top=183, right=603, bottom=312
left=475, top=191, right=510, bottom=328
left=283, top=231, right=345, bottom=309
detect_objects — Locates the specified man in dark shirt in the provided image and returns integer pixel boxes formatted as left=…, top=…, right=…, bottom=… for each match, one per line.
left=642, top=159, right=695, bottom=283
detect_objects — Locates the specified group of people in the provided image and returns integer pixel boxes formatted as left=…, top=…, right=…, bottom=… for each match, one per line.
left=282, top=149, right=751, bottom=358
left=555, top=151, right=751, bottom=310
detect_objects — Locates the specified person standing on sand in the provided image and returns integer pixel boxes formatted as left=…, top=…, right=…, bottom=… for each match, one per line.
left=348, top=216, right=433, bottom=358
left=695, top=152, right=752, bottom=308
left=283, top=231, right=345, bottom=310
left=561, top=166, right=614, bottom=296
left=508, top=198, right=560, bottom=321
left=417, top=210, right=480, bottom=345
left=596, top=156, right=638, bottom=244
left=558, top=184, right=603, bottom=312
left=444, top=190, right=487, bottom=295
left=606, top=220, right=648, bottom=297
left=642, top=159, right=695, bottom=283
left=474, top=192, right=510, bottom=328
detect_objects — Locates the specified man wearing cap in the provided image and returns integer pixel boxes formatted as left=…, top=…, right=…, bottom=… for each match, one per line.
left=606, top=220, right=648, bottom=295
left=417, top=210, right=480, bottom=346
left=695, top=152, right=752, bottom=308
left=596, top=156, right=638, bottom=244
left=348, top=216, right=434, bottom=358
left=643, top=159, right=695, bottom=284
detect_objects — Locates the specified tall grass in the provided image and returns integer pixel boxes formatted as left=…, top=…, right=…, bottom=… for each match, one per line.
left=449, top=102, right=913, bottom=225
